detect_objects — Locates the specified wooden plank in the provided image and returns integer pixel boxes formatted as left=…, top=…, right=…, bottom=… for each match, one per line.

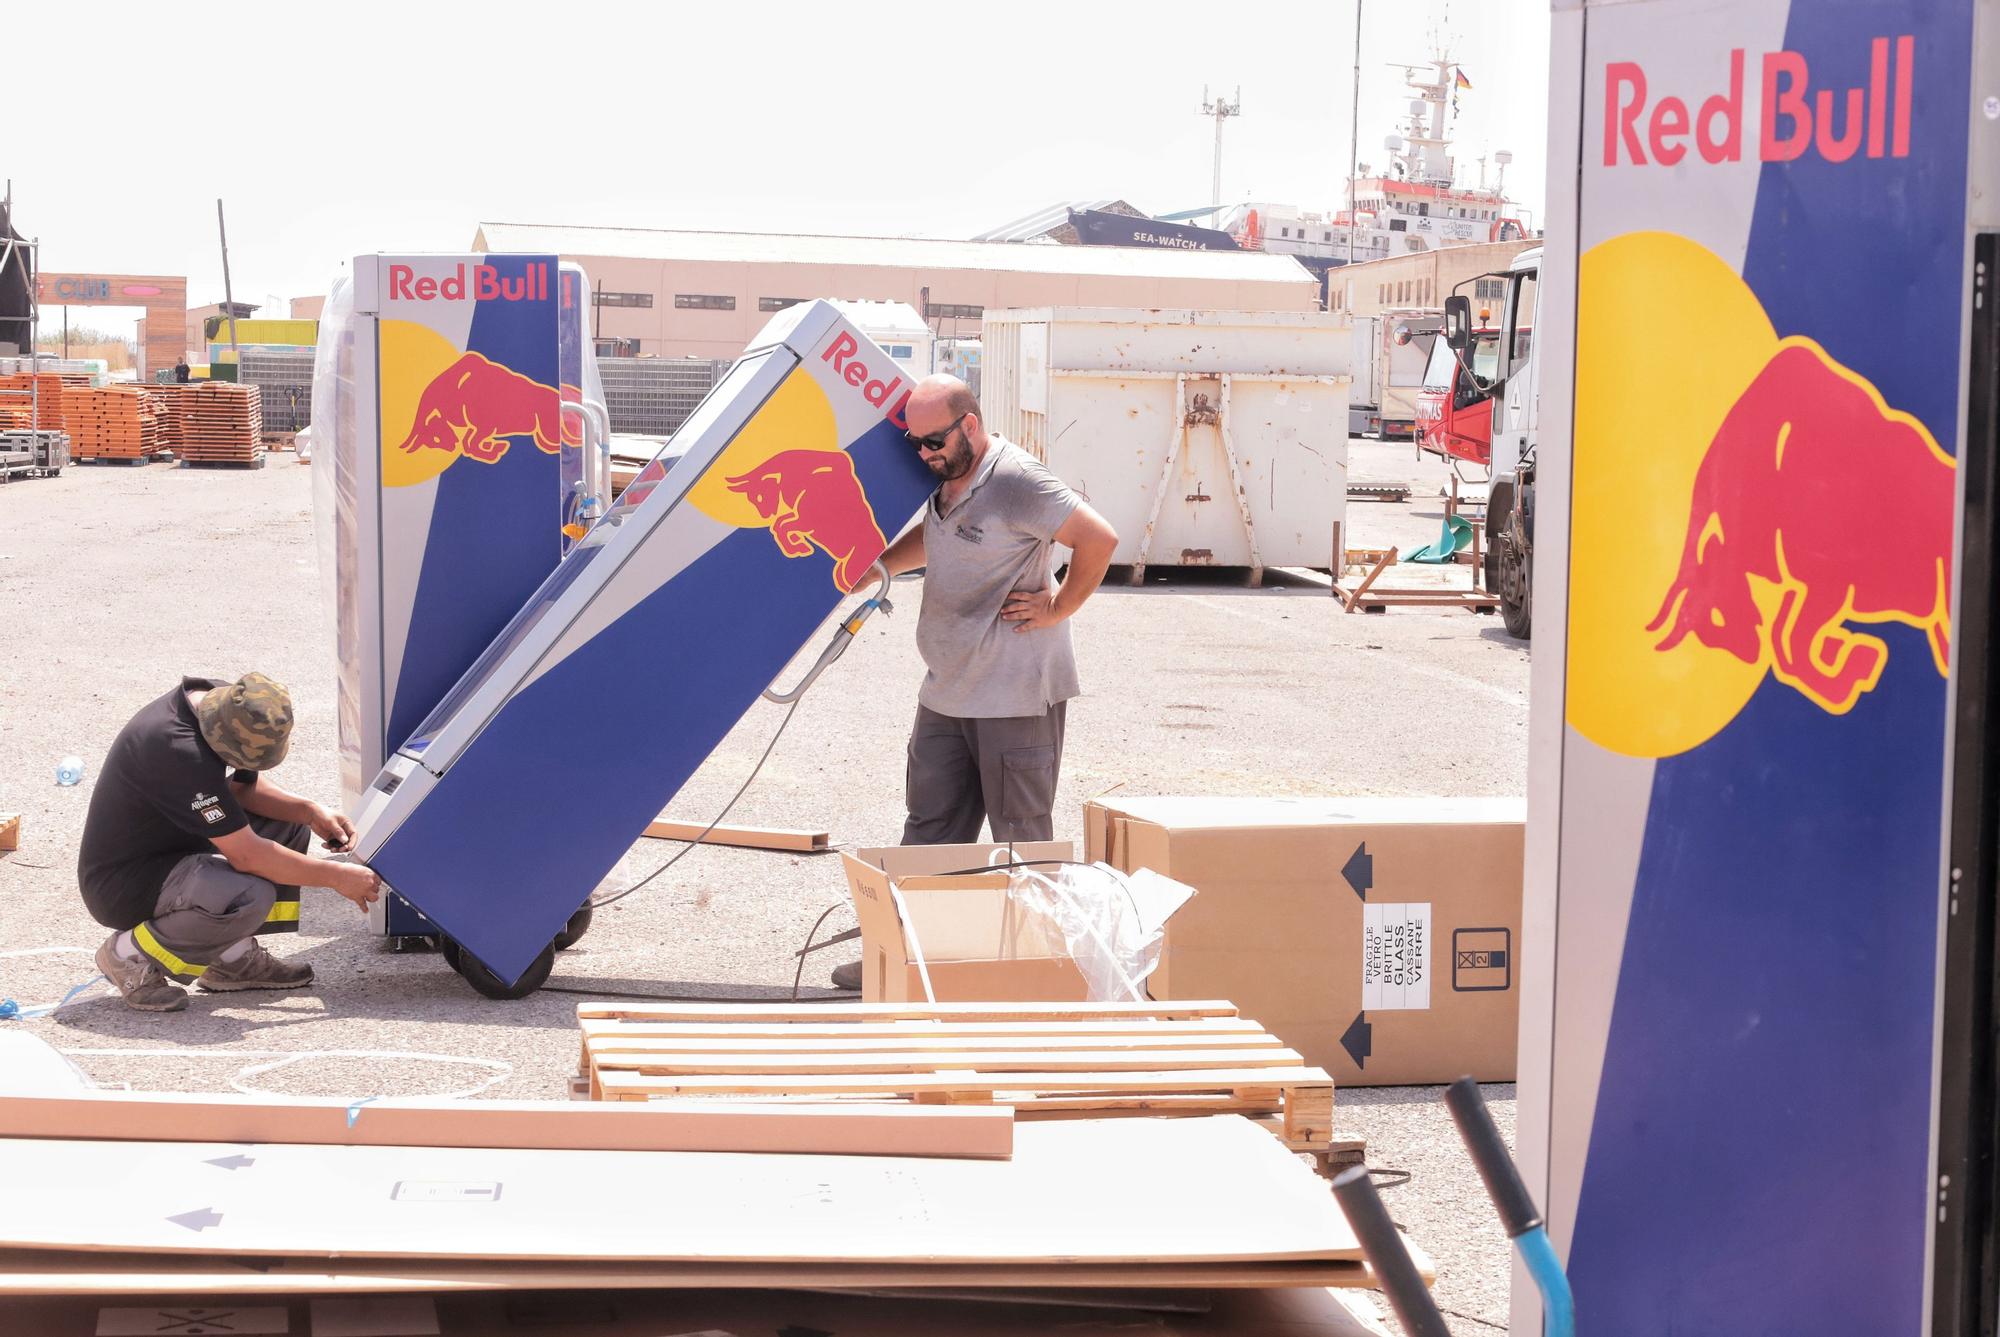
left=584, top=1032, right=1289, bottom=1057
left=642, top=818, right=830, bottom=851
left=578, top=1017, right=1274, bottom=1043
left=0, top=1252, right=1406, bottom=1295
left=0, top=812, right=18, bottom=852
left=1337, top=547, right=1398, bottom=612
left=589, top=1046, right=1307, bottom=1077
left=575, top=1001, right=1241, bottom=1023
left=595, top=1064, right=1333, bottom=1100
left=0, top=1092, right=1012, bottom=1160
left=0, top=1117, right=1359, bottom=1265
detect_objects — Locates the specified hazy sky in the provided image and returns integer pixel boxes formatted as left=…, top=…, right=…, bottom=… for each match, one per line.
left=11, top=0, right=1548, bottom=327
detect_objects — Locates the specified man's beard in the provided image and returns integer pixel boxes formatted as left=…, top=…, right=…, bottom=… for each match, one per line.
left=928, top=437, right=975, bottom=481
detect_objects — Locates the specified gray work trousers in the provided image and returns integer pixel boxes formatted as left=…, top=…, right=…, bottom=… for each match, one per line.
left=902, top=702, right=1067, bottom=846
left=133, top=816, right=309, bottom=981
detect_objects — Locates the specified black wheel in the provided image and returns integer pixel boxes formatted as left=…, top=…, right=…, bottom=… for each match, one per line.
left=454, top=941, right=555, bottom=1000
left=1497, top=518, right=1532, bottom=640
left=553, top=901, right=594, bottom=951
left=438, top=936, right=463, bottom=971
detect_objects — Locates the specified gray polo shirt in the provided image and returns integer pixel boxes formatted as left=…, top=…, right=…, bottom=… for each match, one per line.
left=916, top=438, right=1083, bottom=719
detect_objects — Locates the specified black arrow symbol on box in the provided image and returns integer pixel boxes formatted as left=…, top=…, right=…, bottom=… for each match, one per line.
left=168, top=1207, right=224, bottom=1232
left=1342, top=842, right=1373, bottom=901
left=1340, top=1012, right=1372, bottom=1069
left=204, top=1153, right=255, bottom=1171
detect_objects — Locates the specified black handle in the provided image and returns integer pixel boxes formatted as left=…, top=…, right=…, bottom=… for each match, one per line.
left=1330, top=1165, right=1453, bottom=1337
left=1447, top=1075, right=1543, bottom=1238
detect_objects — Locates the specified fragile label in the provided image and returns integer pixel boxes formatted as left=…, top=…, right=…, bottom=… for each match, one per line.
left=1362, top=903, right=1431, bottom=1010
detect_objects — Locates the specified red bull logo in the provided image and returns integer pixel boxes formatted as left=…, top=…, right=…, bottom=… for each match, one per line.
left=1605, top=36, right=1914, bottom=167
left=388, top=262, right=553, bottom=303
left=398, top=352, right=581, bottom=464
left=726, top=448, right=888, bottom=593
left=1647, top=339, right=1952, bottom=714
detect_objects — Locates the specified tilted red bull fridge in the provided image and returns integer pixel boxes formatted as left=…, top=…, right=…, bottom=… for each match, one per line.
left=311, top=253, right=611, bottom=942
left=1519, top=1, right=1998, bottom=1332
left=347, top=300, right=936, bottom=996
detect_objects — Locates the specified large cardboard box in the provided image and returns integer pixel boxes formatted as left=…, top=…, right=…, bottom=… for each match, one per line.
left=841, top=842, right=1082, bottom=1002
left=1086, top=797, right=1523, bottom=1086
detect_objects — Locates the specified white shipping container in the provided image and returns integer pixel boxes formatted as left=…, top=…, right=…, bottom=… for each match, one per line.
left=982, top=308, right=1350, bottom=581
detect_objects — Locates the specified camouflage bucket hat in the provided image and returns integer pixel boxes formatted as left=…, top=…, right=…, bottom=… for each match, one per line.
left=196, top=673, right=294, bottom=771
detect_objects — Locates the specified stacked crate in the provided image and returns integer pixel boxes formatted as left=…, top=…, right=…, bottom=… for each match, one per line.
left=238, top=348, right=314, bottom=435
left=175, top=383, right=264, bottom=465
left=0, top=374, right=68, bottom=432
left=64, top=387, right=161, bottom=461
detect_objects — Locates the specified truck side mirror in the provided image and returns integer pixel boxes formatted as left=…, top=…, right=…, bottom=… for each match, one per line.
left=1443, top=296, right=1472, bottom=353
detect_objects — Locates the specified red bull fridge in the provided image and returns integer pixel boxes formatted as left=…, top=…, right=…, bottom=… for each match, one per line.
left=311, top=253, right=610, bottom=941
left=1520, top=2, right=1997, bottom=1332
left=347, top=300, right=936, bottom=995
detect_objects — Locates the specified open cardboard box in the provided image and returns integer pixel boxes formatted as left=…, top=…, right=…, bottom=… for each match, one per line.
left=1086, top=796, right=1524, bottom=1086
left=841, top=842, right=1089, bottom=1002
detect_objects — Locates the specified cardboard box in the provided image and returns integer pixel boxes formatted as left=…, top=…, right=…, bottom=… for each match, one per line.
left=842, top=842, right=1081, bottom=1002
left=1086, top=797, right=1524, bottom=1086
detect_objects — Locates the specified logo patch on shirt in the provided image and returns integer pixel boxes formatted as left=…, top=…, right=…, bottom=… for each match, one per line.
left=190, top=792, right=219, bottom=813
left=954, top=522, right=986, bottom=545
left=202, top=807, right=226, bottom=825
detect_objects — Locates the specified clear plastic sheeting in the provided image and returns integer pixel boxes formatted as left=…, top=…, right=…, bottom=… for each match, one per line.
left=1004, top=863, right=1197, bottom=1002
left=308, top=275, right=363, bottom=806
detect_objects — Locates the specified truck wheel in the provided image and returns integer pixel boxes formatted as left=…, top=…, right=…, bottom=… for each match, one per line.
left=454, top=942, right=555, bottom=1000
left=553, top=901, right=594, bottom=951
left=1497, top=518, right=1532, bottom=639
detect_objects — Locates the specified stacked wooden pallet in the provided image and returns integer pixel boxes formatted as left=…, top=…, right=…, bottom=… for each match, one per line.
left=577, top=1000, right=1350, bottom=1170
left=62, top=387, right=160, bottom=461
left=0, top=374, right=68, bottom=432
left=175, top=382, right=264, bottom=464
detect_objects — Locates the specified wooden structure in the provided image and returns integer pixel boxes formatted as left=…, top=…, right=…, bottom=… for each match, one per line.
left=172, top=382, right=264, bottom=465
left=1328, top=520, right=1502, bottom=613
left=576, top=1000, right=1349, bottom=1171
left=33, top=272, right=187, bottom=377
left=64, top=387, right=160, bottom=461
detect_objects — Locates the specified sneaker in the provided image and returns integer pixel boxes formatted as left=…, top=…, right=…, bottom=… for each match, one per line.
left=95, top=933, right=189, bottom=1012
left=198, top=941, right=314, bottom=992
left=830, top=959, right=863, bottom=991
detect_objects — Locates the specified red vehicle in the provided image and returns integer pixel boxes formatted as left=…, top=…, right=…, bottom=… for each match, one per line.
left=1415, top=327, right=1502, bottom=466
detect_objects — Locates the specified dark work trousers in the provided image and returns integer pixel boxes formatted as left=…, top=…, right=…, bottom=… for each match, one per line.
left=901, top=702, right=1067, bottom=846
left=131, top=815, right=309, bottom=982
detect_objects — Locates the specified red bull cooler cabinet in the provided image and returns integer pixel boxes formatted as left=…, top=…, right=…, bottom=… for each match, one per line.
left=1519, top=2, right=1999, bottom=1333
left=312, top=252, right=609, bottom=943
left=345, top=299, right=935, bottom=995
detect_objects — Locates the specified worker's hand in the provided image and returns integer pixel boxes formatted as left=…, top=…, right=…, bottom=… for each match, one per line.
left=1001, top=587, right=1064, bottom=633
left=309, top=804, right=358, bottom=853
left=326, top=861, right=381, bottom=910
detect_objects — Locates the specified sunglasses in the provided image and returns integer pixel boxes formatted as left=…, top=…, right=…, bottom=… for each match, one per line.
left=907, top=412, right=970, bottom=452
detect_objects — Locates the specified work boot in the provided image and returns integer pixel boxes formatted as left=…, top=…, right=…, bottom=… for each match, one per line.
left=198, top=940, right=314, bottom=992
left=95, top=932, right=189, bottom=1012
left=830, top=959, right=862, bottom=991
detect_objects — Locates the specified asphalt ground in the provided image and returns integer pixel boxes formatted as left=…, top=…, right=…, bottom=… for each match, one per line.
left=0, top=439, right=1522, bottom=1333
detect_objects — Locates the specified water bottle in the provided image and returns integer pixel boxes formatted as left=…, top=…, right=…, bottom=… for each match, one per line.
left=56, top=756, right=84, bottom=786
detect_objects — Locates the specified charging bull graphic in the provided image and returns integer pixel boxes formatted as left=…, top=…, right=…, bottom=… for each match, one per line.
left=725, top=448, right=889, bottom=592
left=1647, top=338, right=1954, bottom=714
left=399, top=352, right=582, bottom=463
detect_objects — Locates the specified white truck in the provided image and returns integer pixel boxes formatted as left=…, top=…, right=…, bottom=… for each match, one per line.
left=1347, top=310, right=1441, bottom=440
left=1442, top=247, right=1538, bottom=638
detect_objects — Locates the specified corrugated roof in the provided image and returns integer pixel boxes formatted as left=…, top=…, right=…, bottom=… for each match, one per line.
left=473, top=222, right=1315, bottom=286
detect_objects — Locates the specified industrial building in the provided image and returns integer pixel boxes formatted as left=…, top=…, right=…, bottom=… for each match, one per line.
left=1326, top=239, right=1534, bottom=319
left=470, top=222, right=1321, bottom=361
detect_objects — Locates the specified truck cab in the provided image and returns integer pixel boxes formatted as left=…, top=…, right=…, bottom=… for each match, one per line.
left=1444, top=245, right=1539, bottom=637
left=1415, top=323, right=1501, bottom=466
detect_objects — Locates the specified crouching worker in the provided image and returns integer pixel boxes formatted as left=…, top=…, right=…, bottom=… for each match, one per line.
left=77, top=674, right=381, bottom=1012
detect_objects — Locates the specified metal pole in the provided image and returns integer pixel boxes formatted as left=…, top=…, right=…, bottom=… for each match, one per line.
left=216, top=199, right=240, bottom=366
left=1348, top=0, right=1363, bottom=266
left=1211, top=107, right=1225, bottom=210
left=62, top=306, right=67, bottom=358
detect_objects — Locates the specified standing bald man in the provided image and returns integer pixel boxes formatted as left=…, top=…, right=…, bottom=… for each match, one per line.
left=893, top=370, right=1120, bottom=818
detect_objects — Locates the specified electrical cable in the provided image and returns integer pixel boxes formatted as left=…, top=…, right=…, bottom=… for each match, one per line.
left=587, top=695, right=802, bottom=911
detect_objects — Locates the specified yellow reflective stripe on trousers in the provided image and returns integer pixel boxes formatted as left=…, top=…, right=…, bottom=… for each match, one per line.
left=263, top=899, right=301, bottom=923
left=132, top=922, right=206, bottom=978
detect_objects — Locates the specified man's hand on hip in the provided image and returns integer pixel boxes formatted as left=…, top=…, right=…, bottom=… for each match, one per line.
left=1002, top=587, right=1064, bottom=633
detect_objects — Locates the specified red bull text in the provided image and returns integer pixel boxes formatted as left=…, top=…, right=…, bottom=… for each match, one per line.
left=822, top=333, right=911, bottom=430
left=1647, top=339, right=1953, bottom=713
left=388, top=263, right=555, bottom=303
left=1605, top=36, right=1914, bottom=167
left=726, top=448, right=889, bottom=593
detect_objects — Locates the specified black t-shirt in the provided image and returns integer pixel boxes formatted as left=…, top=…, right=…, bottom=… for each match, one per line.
left=77, top=676, right=258, bottom=929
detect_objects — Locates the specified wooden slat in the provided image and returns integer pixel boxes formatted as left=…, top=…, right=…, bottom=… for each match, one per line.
left=589, top=1046, right=1306, bottom=1077
left=575, top=1000, right=1240, bottom=1023
left=583, top=1031, right=1288, bottom=1057
left=642, top=818, right=830, bottom=851
left=595, top=1064, right=1332, bottom=1101
left=578, top=1016, right=1271, bottom=1042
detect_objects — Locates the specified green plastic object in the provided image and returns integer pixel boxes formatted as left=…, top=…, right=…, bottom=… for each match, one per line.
left=1405, top=514, right=1475, bottom=564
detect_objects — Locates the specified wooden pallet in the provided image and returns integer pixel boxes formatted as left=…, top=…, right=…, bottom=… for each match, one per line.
left=61, top=387, right=161, bottom=460
left=576, top=1000, right=1345, bottom=1166
left=174, top=383, right=264, bottom=463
